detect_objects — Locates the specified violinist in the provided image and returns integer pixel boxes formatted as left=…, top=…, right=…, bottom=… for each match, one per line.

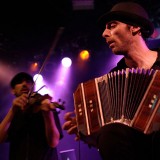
left=0, top=72, right=63, bottom=160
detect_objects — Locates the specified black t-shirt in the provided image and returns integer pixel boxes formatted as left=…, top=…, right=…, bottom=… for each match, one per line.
left=8, top=109, right=63, bottom=160
left=110, top=49, right=160, bottom=72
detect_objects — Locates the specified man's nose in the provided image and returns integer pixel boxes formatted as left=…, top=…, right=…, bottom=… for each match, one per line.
left=102, top=28, right=111, bottom=38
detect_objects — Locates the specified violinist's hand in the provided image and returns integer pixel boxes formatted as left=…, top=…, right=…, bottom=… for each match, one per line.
left=39, top=99, right=54, bottom=112
left=62, top=111, right=80, bottom=141
left=12, top=94, right=29, bottom=112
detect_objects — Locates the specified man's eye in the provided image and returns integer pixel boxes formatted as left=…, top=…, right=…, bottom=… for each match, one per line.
left=110, top=24, right=116, bottom=28
left=106, top=23, right=117, bottom=29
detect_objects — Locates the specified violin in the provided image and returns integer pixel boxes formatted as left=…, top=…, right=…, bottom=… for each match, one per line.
left=27, top=92, right=65, bottom=112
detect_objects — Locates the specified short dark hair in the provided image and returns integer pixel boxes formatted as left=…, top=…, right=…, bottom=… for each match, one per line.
left=10, top=72, right=34, bottom=88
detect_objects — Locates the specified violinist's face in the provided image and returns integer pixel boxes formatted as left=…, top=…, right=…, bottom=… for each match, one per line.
left=12, top=80, right=33, bottom=97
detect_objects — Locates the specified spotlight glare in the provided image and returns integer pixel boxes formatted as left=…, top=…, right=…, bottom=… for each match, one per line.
left=33, top=74, right=43, bottom=83
left=61, top=57, right=72, bottom=68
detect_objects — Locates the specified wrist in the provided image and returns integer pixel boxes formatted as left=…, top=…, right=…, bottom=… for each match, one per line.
left=42, top=110, right=53, bottom=116
left=10, top=105, right=18, bottom=114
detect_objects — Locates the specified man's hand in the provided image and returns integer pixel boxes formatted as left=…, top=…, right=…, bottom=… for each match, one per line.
left=62, top=111, right=80, bottom=141
left=33, top=99, right=56, bottom=112
left=12, top=94, right=28, bottom=112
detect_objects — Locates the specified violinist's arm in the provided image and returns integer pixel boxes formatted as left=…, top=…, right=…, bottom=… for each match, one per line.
left=0, top=94, right=28, bottom=143
left=40, top=100, right=60, bottom=148
left=0, top=108, right=15, bottom=143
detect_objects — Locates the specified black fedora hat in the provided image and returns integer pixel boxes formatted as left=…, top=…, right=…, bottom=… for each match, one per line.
left=10, top=72, right=34, bottom=88
left=98, top=2, right=154, bottom=38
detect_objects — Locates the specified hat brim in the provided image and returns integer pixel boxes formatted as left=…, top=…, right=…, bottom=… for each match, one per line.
left=98, top=11, right=154, bottom=38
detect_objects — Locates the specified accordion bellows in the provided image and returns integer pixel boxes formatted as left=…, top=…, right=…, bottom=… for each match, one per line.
left=73, top=68, right=160, bottom=136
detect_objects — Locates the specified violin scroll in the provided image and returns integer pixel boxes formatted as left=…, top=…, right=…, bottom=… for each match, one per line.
left=51, top=99, right=65, bottom=110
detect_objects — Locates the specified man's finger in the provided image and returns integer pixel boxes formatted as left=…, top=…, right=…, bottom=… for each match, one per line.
left=64, top=112, right=75, bottom=121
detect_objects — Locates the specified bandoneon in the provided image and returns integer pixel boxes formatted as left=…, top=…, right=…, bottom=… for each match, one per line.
left=73, top=68, right=160, bottom=136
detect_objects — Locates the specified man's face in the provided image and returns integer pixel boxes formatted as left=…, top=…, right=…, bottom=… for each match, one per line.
left=12, top=80, right=33, bottom=97
left=102, top=21, right=133, bottom=55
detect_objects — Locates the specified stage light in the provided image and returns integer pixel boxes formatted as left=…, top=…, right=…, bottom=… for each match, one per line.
left=30, top=62, right=39, bottom=72
left=61, top=57, right=72, bottom=68
left=33, top=74, right=43, bottom=83
left=33, top=74, right=53, bottom=96
left=150, top=27, right=160, bottom=39
left=79, top=50, right=90, bottom=60
left=72, top=0, right=94, bottom=10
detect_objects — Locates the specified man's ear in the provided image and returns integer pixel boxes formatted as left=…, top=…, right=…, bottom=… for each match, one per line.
left=131, top=26, right=141, bottom=35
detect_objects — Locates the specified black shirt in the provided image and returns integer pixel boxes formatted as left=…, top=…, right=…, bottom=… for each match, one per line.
left=8, top=109, right=63, bottom=160
left=110, top=49, right=160, bottom=72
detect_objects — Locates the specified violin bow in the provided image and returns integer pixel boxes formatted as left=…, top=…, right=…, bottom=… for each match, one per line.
left=28, top=27, right=65, bottom=98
